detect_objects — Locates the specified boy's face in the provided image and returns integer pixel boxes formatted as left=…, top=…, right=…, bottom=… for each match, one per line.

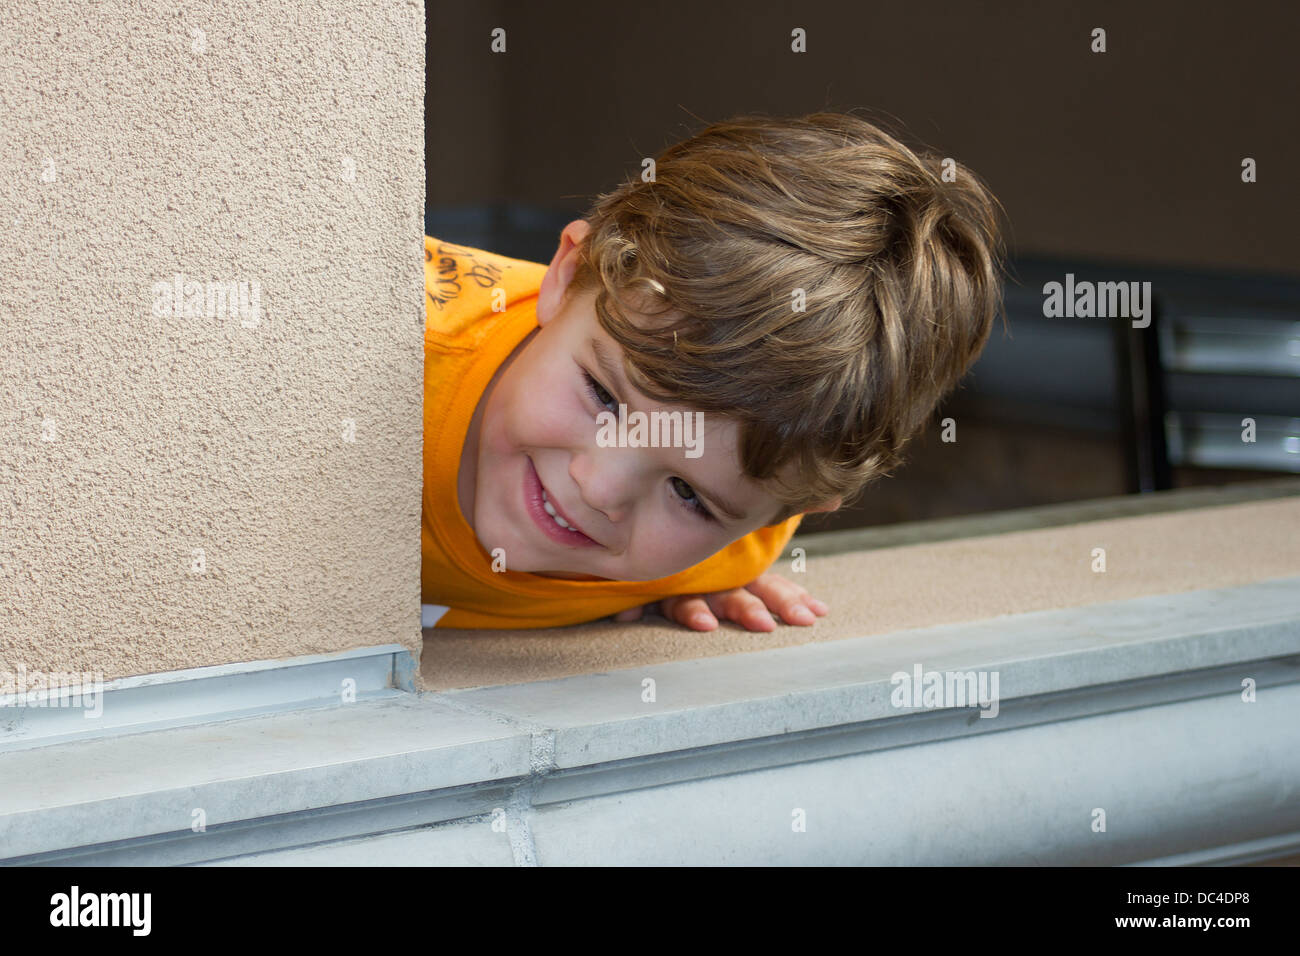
left=463, top=220, right=811, bottom=582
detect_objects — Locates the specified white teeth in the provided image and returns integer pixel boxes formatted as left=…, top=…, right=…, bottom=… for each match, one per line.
left=540, top=489, right=572, bottom=529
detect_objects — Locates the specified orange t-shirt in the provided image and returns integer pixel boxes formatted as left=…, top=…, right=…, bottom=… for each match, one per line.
left=421, top=235, right=802, bottom=628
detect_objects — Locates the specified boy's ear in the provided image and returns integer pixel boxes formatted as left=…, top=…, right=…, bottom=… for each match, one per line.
left=537, top=219, right=591, bottom=327
left=803, top=496, right=843, bottom=515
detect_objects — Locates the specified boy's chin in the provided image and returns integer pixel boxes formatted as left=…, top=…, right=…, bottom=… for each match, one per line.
left=530, top=562, right=684, bottom=583
left=531, top=569, right=611, bottom=581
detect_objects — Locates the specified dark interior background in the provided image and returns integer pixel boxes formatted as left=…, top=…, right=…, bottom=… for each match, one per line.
left=427, top=0, right=1300, bottom=533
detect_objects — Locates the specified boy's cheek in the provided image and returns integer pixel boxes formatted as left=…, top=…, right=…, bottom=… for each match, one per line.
left=627, top=528, right=725, bottom=580
left=502, top=391, right=580, bottom=446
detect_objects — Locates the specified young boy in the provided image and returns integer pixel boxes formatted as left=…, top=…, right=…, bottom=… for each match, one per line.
left=423, top=112, right=1005, bottom=632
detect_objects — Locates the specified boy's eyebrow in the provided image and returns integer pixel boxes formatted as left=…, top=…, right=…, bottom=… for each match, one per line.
left=589, top=337, right=629, bottom=397
left=698, top=489, right=749, bottom=524
left=589, top=337, right=750, bottom=524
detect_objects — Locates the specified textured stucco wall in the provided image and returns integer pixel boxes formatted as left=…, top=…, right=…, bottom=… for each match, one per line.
left=0, top=1, right=425, bottom=681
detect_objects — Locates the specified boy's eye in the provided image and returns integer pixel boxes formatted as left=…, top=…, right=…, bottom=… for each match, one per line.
left=582, top=367, right=716, bottom=524
left=670, top=476, right=716, bottom=522
left=582, top=370, right=618, bottom=413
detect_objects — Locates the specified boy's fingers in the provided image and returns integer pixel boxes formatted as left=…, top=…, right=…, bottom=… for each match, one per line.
left=661, top=594, right=717, bottom=630
left=746, top=575, right=818, bottom=626
left=661, top=584, right=820, bottom=632
left=707, top=588, right=776, bottom=632
left=613, top=604, right=645, bottom=622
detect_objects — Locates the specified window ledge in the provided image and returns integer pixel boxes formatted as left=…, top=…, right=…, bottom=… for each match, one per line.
left=2, top=574, right=1298, bottom=865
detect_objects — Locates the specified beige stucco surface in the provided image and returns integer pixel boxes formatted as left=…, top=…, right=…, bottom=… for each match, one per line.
left=0, top=2, right=425, bottom=681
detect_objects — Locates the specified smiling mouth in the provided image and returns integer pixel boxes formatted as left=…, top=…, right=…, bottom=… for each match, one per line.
left=524, top=457, right=601, bottom=548
left=541, top=487, right=580, bottom=531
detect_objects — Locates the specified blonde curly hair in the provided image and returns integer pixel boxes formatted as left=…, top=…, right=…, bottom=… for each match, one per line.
left=570, top=111, right=1009, bottom=524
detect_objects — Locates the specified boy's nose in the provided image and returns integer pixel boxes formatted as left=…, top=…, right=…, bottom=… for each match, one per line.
left=570, top=450, right=637, bottom=526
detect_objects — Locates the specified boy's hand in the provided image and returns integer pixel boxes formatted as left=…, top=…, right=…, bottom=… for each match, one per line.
left=612, top=572, right=828, bottom=632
